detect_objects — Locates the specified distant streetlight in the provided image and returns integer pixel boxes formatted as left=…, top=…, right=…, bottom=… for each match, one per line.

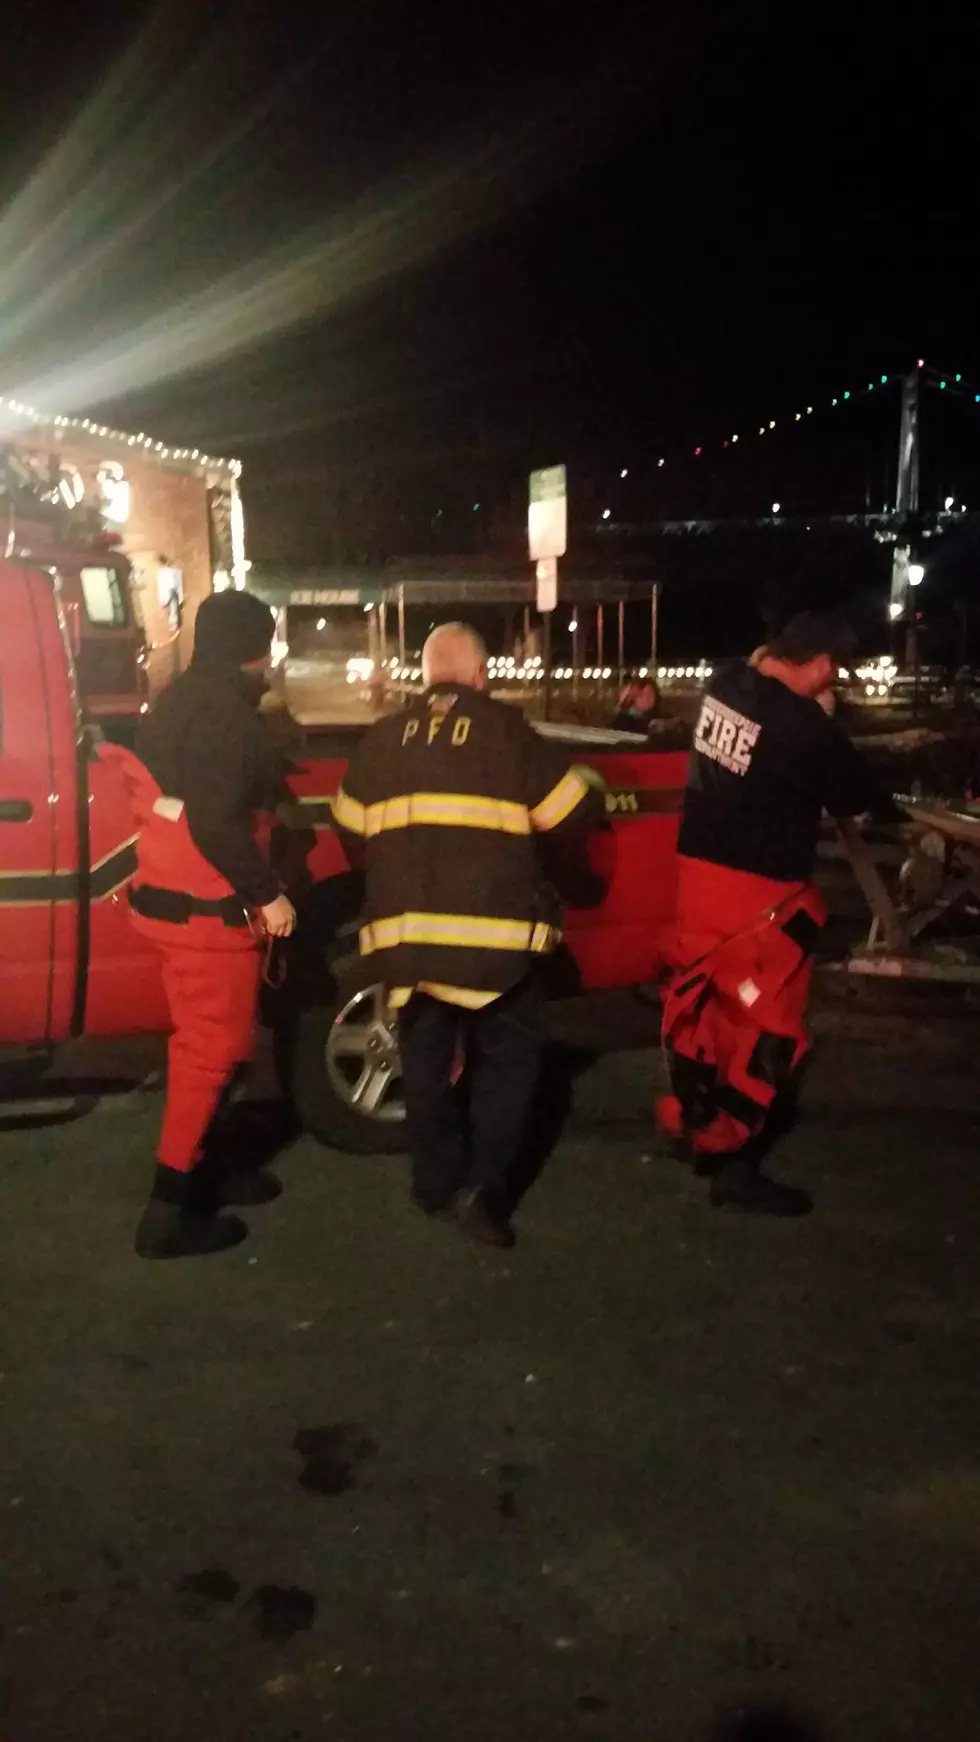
left=602, top=509, right=611, bottom=520
left=569, top=618, right=578, bottom=633
left=316, top=617, right=326, bottom=630
left=945, top=496, right=955, bottom=510
left=908, top=563, right=925, bottom=587
left=772, top=501, right=781, bottom=515
left=620, top=468, right=628, bottom=479
left=889, top=601, right=904, bottom=620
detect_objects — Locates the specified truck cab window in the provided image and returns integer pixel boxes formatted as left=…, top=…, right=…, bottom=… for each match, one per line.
left=80, top=566, right=128, bottom=627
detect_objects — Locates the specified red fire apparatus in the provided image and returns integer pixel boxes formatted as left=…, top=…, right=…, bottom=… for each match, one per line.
left=0, top=558, right=685, bottom=1150
left=3, top=515, right=146, bottom=729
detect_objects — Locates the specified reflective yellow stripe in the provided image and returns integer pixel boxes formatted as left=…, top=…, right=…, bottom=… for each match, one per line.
left=362, top=792, right=530, bottom=837
left=332, top=785, right=366, bottom=835
left=530, top=921, right=557, bottom=954
left=388, top=983, right=500, bottom=1010
left=529, top=769, right=588, bottom=832
left=359, top=911, right=556, bottom=956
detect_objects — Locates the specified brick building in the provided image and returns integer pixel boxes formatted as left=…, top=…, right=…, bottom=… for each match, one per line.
left=0, top=395, right=245, bottom=696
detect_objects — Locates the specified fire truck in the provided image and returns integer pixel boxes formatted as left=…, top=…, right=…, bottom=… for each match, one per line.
left=2, top=516, right=146, bottom=729
left=0, top=557, right=685, bottom=1150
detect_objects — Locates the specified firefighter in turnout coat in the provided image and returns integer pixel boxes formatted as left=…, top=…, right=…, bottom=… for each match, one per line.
left=332, top=622, right=604, bottom=1249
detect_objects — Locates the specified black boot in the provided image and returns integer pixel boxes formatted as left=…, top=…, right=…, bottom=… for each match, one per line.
left=192, top=1157, right=283, bottom=1209
left=709, top=1156, right=812, bottom=1217
left=135, top=1164, right=249, bottom=1259
left=410, top=1183, right=455, bottom=1219
left=198, top=1095, right=293, bottom=1206
left=455, top=1187, right=516, bottom=1249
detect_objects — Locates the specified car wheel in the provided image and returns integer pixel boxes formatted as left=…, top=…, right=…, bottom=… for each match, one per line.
left=0, top=1049, right=53, bottom=1097
left=289, top=977, right=408, bottom=1154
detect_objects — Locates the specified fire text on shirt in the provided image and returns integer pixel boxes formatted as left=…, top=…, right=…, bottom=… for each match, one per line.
left=693, top=696, right=761, bottom=776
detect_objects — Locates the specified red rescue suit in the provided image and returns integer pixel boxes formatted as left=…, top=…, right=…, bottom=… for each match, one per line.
left=108, top=746, right=266, bottom=1174
left=657, top=855, right=826, bottom=1157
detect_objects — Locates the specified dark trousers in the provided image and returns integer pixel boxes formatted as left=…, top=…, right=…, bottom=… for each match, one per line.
left=397, top=976, right=544, bottom=1208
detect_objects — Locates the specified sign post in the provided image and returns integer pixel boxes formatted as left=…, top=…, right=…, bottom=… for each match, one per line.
left=529, top=465, right=567, bottom=720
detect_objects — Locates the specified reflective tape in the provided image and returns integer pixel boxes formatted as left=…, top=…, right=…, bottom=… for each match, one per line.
left=529, top=769, right=588, bottom=832
left=363, top=792, right=531, bottom=837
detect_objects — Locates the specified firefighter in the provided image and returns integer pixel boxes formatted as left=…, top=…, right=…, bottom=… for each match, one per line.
left=332, top=622, right=604, bottom=1249
left=124, top=590, right=296, bottom=1260
left=657, top=611, right=879, bottom=1216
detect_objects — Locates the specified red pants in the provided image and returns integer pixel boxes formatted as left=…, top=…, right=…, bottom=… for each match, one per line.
left=153, top=938, right=262, bottom=1172
left=657, top=856, right=825, bottom=1156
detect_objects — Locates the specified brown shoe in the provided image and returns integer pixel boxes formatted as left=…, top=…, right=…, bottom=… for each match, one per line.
left=455, top=1188, right=516, bottom=1250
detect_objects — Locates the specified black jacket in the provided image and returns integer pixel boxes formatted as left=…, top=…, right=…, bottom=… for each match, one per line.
left=679, top=661, right=879, bottom=882
left=333, top=686, right=603, bottom=1006
left=136, top=662, right=286, bottom=905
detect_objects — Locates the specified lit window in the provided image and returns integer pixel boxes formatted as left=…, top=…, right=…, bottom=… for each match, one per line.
left=80, top=566, right=128, bottom=627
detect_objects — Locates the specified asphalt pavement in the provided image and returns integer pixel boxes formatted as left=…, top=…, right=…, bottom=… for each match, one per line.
left=3, top=994, right=980, bottom=1742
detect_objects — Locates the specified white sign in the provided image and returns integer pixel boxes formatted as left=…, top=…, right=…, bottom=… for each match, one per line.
left=290, top=588, right=381, bottom=606
left=157, top=566, right=184, bottom=608
left=528, top=464, right=567, bottom=560
left=535, top=557, right=558, bottom=613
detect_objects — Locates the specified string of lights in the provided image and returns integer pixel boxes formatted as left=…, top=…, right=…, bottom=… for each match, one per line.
left=0, top=359, right=973, bottom=499
left=919, top=362, right=980, bottom=404
left=611, top=359, right=978, bottom=478
left=0, top=394, right=241, bottom=476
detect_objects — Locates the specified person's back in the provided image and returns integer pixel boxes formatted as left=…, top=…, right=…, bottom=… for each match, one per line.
left=333, top=622, right=600, bottom=1247
left=679, top=657, right=872, bottom=883
left=661, top=612, right=878, bottom=1218
left=335, top=667, right=596, bottom=1006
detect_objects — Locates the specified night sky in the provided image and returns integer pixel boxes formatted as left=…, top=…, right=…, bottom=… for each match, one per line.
left=1, top=0, right=978, bottom=638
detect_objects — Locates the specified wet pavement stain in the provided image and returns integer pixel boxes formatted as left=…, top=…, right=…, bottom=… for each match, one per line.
left=244, top=1584, right=316, bottom=1642
left=497, top=1458, right=531, bottom=1520
left=114, top=1352, right=151, bottom=1374
left=576, top=1694, right=610, bottom=1713
left=293, top=1424, right=378, bottom=1495
left=177, top=1568, right=240, bottom=1606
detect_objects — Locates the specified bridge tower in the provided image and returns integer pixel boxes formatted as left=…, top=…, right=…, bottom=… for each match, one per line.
left=889, top=366, right=920, bottom=630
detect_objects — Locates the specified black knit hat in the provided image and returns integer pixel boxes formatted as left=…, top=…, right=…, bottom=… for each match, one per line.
left=192, top=589, right=275, bottom=666
left=767, top=610, right=857, bottom=673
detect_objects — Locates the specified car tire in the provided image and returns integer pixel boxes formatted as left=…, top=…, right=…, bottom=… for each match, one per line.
left=0, top=1049, right=54, bottom=1097
left=287, top=968, right=408, bottom=1155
